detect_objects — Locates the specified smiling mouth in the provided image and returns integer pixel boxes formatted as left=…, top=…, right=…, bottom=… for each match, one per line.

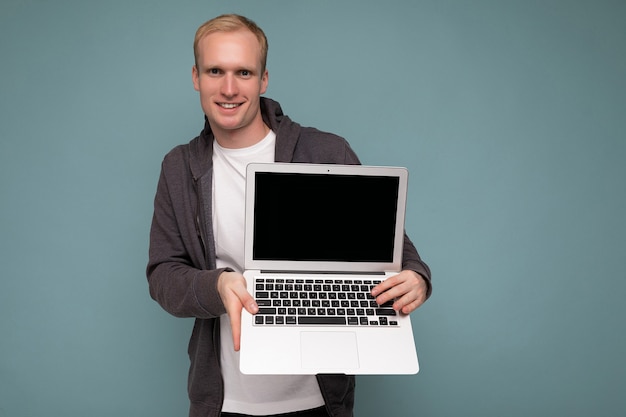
left=218, top=103, right=241, bottom=109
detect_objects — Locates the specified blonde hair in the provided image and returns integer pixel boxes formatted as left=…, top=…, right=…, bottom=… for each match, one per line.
left=193, top=14, right=268, bottom=72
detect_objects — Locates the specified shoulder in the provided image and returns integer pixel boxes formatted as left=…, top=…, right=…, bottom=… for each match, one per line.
left=262, top=96, right=361, bottom=164
left=160, top=143, right=192, bottom=182
left=292, top=127, right=361, bottom=165
left=161, top=134, right=212, bottom=180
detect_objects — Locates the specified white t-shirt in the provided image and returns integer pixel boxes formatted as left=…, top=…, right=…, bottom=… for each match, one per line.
left=212, top=131, right=325, bottom=415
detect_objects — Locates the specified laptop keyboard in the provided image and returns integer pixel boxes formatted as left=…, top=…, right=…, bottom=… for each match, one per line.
left=252, top=277, right=399, bottom=326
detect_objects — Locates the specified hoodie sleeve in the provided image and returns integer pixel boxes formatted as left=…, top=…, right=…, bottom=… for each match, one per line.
left=146, top=148, right=228, bottom=319
left=401, top=233, right=432, bottom=299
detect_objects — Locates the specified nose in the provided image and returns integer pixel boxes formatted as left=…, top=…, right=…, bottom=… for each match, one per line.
left=221, top=73, right=238, bottom=97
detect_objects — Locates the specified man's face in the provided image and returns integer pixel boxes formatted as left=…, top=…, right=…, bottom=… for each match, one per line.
left=192, top=29, right=269, bottom=147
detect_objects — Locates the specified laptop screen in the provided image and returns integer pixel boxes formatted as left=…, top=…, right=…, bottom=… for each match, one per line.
left=252, top=172, right=400, bottom=263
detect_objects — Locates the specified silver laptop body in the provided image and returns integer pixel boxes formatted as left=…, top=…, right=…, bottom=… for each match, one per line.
left=240, top=163, right=419, bottom=375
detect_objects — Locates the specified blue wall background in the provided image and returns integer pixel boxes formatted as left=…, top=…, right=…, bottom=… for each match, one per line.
left=1, top=1, right=625, bottom=416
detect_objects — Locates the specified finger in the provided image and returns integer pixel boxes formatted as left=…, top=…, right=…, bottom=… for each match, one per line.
left=373, top=275, right=407, bottom=306
left=375, top=287, right=399, bottom=307
left=399, top=298, right=422, bottom=315
left=238, top=289, right=259, bottom=315
left=371, top=274, right=399, bottom=297
left=229, top=286, right=258, bottom=352
left=229, top=304, right=243, bottom=352
left=394, top=290, right=426, bottom=314
left=378, top=284, right=410, bottom=309
left=394, top=284, right=427, bottom=314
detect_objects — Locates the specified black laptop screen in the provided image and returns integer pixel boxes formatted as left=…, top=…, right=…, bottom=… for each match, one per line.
left=252, top=172, right=399, bottom=262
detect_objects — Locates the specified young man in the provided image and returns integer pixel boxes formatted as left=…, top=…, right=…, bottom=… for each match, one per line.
left=147, top=14, right=432, bottom=417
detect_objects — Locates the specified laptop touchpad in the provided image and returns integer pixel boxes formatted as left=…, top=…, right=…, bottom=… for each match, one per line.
left=300, top=331, right=360, bottom=370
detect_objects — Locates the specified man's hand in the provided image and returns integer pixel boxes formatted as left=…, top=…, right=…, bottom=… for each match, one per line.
left=217, top=271, right=258, bottom=351
left=371, top=270, right=427, bottom=314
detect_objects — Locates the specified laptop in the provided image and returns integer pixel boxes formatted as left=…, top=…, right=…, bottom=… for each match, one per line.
left=240, top=163, right=419, bottom=375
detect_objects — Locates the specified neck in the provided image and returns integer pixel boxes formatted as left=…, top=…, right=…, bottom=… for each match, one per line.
left=212, top=120, right=269, bottom=149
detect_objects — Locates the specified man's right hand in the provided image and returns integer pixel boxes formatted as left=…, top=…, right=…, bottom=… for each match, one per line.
left=217, top=271, right=258, bottom=351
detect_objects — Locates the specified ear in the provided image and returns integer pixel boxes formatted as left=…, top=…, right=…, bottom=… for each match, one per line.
left=192, top=65, right=200, bottom=91
left=260, top=69, right=269, bottom=94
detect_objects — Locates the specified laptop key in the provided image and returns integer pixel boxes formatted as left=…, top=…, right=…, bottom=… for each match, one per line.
left=375, top=308, right=397, bottom=316
left=298, top=317, right=347, bottom=325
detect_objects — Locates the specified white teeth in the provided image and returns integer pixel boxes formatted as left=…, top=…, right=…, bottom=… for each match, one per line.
left=220, top=103, right=239, bottom=109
